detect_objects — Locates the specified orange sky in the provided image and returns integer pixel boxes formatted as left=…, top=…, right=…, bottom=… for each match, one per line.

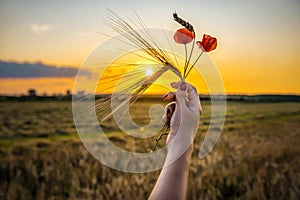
left=92, top=50, right=208, bottom=95
left=0, top=77, right=74, bottom=96
left=0, top=0, right=299, bottom=95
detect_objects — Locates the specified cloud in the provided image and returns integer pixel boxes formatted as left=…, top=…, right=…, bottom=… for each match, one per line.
left=0, top=61, right=90, bottom=78
left=31, top=23, right=53, bottom=34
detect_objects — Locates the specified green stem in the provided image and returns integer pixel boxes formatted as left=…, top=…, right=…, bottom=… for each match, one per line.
left=183, top=44, right=187, bottom=77
left=186, top=37, right=196, bottom=75
left=185, top=51, right=204, bottom=79
left=152, top=132, right=168, bottom=151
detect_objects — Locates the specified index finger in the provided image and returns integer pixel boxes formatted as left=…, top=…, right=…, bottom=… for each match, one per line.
left=171, top=81, right=201, bottom=113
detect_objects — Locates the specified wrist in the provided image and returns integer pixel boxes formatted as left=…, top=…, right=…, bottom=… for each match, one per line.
left=166, top=136, right=193, bottom=164
left=165, top=144, right=193, bottom=169
left=167, top=130, right=194, bottom=154
left=178, top=143, right=193, bottom=160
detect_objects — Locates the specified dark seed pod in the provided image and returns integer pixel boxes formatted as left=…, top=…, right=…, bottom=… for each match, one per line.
left=173, top=12, right=178, bottom=19
left=173, top=12, right=194, bottom=32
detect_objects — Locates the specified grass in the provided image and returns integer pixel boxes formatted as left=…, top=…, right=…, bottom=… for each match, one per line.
left=0, top=100, right=299, bottom=199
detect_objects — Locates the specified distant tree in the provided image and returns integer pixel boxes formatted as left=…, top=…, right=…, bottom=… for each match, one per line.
left=28, top=89, right=37, bottom=97
left=66, top=89, right=71, bottom=97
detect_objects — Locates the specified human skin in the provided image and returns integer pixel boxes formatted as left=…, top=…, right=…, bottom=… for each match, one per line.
left=149, top=81, right=201, bottom=200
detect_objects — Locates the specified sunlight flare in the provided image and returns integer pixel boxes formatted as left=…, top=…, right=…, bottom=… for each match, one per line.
left=145, top=68, right=154, bottom=76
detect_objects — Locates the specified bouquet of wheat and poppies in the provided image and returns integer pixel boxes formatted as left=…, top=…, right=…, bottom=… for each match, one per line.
left=95, top=10, right=217, bottom=151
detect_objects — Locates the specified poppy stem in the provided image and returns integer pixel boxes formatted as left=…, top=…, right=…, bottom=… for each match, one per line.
left=185, top=50, right=204, bottom=78
left=184, top=44, right=188, bottom=77
left=186, top=36, right=196, bottom=76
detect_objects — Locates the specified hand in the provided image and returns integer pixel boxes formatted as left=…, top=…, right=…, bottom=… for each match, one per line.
left=149, top=81, right=201, bottom=200
left=162, top=81, right=202, bottom=159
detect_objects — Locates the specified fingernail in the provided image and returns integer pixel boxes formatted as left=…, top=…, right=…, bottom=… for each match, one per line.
left=180, top=82, right=187, bottom=91
left=162, top=94, right=168, bottom=98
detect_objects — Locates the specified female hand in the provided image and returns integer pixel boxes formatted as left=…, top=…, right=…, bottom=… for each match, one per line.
left=162, top=81, right=202, bottom=159
left=149, top=81, right=202, bottom=200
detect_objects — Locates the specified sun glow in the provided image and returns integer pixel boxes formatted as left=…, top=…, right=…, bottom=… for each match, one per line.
left=145, top=68, right=154, bottom=76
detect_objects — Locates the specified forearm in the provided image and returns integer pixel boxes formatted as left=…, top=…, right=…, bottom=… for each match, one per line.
left=149, top=81, right=200, bottom=200
left=149, top=145, right=193, bottom=200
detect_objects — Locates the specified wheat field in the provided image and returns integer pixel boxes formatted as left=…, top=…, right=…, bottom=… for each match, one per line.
left=0, top=100, right=299, bottom=199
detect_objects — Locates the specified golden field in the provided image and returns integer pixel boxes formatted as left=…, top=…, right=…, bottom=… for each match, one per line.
left=0, top=100, right=299, bottom=199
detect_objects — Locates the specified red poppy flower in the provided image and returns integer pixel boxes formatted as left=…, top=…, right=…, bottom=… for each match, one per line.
left=196, top=34, right=217, bottom=52
left=173, top=28, right=195, bottom=44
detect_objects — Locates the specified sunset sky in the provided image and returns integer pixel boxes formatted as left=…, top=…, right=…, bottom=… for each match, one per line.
left=0, top=0, right=299, bottom=95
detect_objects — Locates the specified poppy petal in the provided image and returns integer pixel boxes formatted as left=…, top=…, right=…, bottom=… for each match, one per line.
left=197, top=34, right=217, bottom=52
left=196, top=41, right=205, bottom=52
left=174, top=28, right=195, bottom=44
